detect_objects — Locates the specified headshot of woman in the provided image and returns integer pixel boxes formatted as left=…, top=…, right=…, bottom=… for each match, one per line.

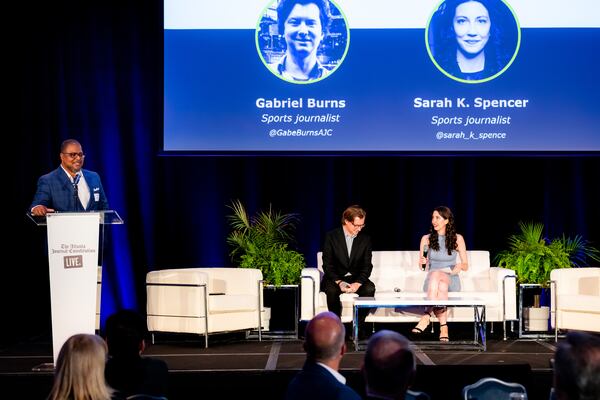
left=412, top=206, right=468, bottom=342
left=427, top=0, right=519, bottom=82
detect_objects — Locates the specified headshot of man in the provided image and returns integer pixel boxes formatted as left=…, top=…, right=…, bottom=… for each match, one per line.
left=255, top=0, right=348, bottom=83
left=273, top=0, right=331, bottom=82
left=427, top=0, right=519, bottom=82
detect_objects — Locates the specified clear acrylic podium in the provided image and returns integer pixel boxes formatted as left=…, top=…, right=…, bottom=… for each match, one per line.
left=28, top=210, right=123, bottom=370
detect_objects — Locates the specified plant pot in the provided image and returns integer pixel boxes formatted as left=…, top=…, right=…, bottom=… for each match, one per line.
left=523, top=306, right=550, bottom=331
left=263, top=285, right=299, bottom=334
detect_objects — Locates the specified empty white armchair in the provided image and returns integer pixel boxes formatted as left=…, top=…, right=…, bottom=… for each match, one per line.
left=146, top=267, right=270, bottom=347
left=551, top=267, right=600, bottom=333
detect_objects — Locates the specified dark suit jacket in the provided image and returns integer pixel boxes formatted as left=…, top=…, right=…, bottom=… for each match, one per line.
left=322, top=227, right=373, bottom=284
left=30, top=167, right=109, bottom=212
left=105, top=356, right=169, bottom=398
left=285, top=361, right=361, bottom=400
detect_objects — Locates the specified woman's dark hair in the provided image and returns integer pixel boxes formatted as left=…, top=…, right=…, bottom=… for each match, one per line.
left=429, top=0, right=517, bottom=78
left=277, top=0, right=331, bottom=35
left=429, top=206, right=457, bottom=255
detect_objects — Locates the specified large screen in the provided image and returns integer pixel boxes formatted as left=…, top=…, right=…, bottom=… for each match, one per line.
left=164, top=0, right=600, bottom=152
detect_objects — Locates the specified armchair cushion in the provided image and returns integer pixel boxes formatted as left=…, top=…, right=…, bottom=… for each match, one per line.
left=551, top=268, right=600, bottom=332
left=209, top=294, right=259, bottom=313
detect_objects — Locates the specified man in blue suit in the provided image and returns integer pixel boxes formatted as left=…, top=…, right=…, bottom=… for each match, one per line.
left=30, top=139, right=108, bottom=216
left=285, top=311, right=361, bottom=400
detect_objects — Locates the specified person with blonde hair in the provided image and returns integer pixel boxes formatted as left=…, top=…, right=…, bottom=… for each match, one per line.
left=48, top=333, right=121, bottom=400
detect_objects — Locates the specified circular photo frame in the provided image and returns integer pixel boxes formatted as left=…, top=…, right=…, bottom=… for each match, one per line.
left=426, top=0, right=521, bottom=84
left=256, top=0, right=350, bottom=84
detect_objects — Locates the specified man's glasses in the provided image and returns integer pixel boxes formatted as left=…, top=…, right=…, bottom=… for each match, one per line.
left=351, top=222, right=365, bottom=229
left=62, top=152, right=85, bottom=159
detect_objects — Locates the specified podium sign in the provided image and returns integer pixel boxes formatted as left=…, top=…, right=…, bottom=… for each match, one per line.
left=46, top=212, right=100, bottom=364
left=28, top=210, right=123, bottom=367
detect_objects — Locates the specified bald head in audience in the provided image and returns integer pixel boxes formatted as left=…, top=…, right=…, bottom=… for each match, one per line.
left=363, top=330, right=416, bottom=400
left=553, top=331, right=600, bottom=400
left=304, top=311, right=346, bottom=369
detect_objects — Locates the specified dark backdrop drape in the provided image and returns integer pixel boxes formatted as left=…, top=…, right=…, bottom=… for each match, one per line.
left=5, top=1, right=599, bottom=345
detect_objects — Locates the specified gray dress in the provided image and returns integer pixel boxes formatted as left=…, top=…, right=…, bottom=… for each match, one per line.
left=423, top=235, right=461, bottom=292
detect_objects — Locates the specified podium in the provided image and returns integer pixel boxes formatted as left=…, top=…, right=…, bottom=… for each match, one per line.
left=29, top=210, right=123, bottom=369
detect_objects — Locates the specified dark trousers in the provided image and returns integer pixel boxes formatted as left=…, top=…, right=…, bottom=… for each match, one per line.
left=321, top=277, right=376, bottom=326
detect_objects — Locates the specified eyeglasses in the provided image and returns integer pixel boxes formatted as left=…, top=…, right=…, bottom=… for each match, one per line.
left=62, top=152, right=85, bottom=159
left=351, top=222, right=366, bottom=229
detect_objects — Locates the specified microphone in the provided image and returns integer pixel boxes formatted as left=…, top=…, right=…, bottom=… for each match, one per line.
left=421, top=245, right=428, bottom=271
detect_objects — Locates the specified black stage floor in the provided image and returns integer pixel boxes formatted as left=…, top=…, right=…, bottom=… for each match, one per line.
left=0, top=325, right=558, bottom=400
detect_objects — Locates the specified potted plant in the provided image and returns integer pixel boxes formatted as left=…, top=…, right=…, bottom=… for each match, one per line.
left=495, top=221, right=600, bottom=331
left=226, top=199, right=306, bottom=286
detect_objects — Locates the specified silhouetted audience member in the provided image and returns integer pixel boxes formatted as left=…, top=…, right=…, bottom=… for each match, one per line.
left=553, top=331, right=600, bottom=400
left=48, top=333, right=121, bottom=400
left=285, top=311, right=361, bottom=400
left=104, top=309, right=169, bottom=399
left=363, top=330, right=424, bottom=400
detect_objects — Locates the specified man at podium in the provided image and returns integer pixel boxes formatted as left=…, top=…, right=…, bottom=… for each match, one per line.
left=30, top=139, right=108, bottom=216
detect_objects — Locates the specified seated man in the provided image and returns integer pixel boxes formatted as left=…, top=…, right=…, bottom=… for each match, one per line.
left=552, top=330, right=600, bottom=400
left=322, top=205, right=376, bottom=336
left=104, top=309, right=169, bottom=398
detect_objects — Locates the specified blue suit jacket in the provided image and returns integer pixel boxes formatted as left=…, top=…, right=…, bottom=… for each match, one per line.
left=30, top=167, right=109, bottom=212
left=284, top=361, right=361, bottom=400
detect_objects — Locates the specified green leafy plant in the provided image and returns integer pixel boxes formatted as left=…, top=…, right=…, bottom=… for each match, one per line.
left=226, top=200, right=305, bottom=286
left=495, top=221, right=600, bottom=285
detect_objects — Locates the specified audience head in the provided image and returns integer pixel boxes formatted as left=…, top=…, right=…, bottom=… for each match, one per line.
left=49, top=333, right=113, bottom=400
left=553, top=331, right=600, bottom=400
left=363, top=330, right=416, bottom=399
left=303, top=311, right=346, bottom=365
left=105, top=309, right=147, bottom=358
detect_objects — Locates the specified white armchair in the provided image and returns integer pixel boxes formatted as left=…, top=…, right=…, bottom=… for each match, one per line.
left=146, top=267, right=270, bottom=347
left=550, top=267, right=600, bottom=333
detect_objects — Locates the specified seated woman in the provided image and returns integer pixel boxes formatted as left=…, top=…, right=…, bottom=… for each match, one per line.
left=411, top=206, right=468, bottom=341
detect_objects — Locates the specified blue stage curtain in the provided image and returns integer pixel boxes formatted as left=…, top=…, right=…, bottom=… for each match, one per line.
left=7, top=1, right=600, bottom=343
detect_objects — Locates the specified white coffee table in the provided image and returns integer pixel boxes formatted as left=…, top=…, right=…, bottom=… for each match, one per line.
left=353, top=296, right=486, bottom=351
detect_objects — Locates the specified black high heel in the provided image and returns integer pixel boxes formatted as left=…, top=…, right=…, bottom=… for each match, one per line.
left=439, top=323, right=449, bottom=342
left=411, top=313, right=431, bottom=334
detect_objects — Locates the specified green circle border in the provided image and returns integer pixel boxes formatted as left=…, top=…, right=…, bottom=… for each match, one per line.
left=425, top=0, right=521, bottom=84
left=255, top=0, right=351, bottom=85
